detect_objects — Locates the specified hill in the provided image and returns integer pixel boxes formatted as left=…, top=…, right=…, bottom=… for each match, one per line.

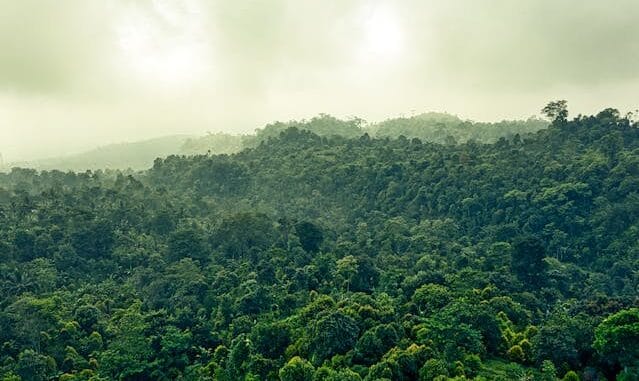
left=10, top=113, right=548, bottom=172
left=371, top=112, right=548, bottom=144
left=12, top=135, right=195, bottom=171
left=0, top=107, right=637, bottom=380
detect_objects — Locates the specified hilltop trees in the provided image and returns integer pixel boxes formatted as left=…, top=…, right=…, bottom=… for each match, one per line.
left=542, top=100, right=569, bottom=123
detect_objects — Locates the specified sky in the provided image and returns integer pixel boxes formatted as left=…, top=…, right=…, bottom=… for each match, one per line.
left=1, top=0, right=638, bottom=162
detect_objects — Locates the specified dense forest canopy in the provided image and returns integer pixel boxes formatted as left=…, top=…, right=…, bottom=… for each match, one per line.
left=0, top=106, right=638, bottom=380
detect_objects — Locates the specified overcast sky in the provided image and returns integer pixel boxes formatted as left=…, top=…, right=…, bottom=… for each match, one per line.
left=1, top=0, right=638, bottom=162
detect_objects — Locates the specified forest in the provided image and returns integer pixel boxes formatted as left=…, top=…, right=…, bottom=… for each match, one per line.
left=0, top=104, right=638, bottom=380
left=7, top=113, right=547, bottom=172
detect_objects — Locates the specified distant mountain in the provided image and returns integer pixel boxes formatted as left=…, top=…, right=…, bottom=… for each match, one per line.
left=180, top=132, right=246, bottom=156
left=13, top=135, right=195, bottom=171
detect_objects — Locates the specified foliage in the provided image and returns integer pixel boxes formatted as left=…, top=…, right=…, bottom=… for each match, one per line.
left=0, top=107, right=637, bottom=380
left=594, top=308, right=639, bottom=372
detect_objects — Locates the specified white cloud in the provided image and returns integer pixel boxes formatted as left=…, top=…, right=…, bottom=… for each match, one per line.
left=1, top=0, right=638, bottom=162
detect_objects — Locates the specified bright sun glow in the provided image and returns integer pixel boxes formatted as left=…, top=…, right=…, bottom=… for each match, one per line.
left=115, top=0, right=208, bottom=88
left=358, top=2, right=404, bottom=63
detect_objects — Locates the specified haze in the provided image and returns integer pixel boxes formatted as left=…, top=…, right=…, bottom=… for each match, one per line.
left=1, top=0, right=638, bottom=162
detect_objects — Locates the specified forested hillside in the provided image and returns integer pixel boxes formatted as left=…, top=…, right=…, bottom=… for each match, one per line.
left=10, top=113, right=546, bottom=172
left=244, top=113, right=547, bottom=147
left=0, top=107, right=638, bottom=380
left=371, top=113, right=548, bottom=145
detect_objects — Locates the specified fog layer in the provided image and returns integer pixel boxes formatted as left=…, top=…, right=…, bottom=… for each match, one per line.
left=1, top=0, right=638, bottom=161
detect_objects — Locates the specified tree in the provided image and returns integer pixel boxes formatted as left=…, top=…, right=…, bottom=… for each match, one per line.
left=419, top=358, right=448, bottom=381
left=13, top=229, right=37, bottom=261
left=167, top=227, right=208, bottom=263
left=594, top=308, right=639, bottom=374
left=532, top=310, right=596, bottom=371
left=16, top=349, right=55, bottom=381
left=354, top=324, right=401, bottom=365
left=512, top=236, right=547, bottom=287
left=99, top=303, right=153, bottom=380
left=411, top=284, right=452, bottom=314
left=314, top=366, right=362, bottom=381
left=279, top=356, right=315, bottom=381
left=227, top=334, right=252, bottom=380
left=540, top=360, right=557, bottom=381
left=20, top=258, right=57, bottom=293
left=562, top=370, right=580, bottom=381
left=74, top=304, right=102, bottom=332
left=295, top=221, right=324, bottom=253
left=251, top=321, right=291, bottom=359
left=213, top=213, right=275, bottom=260
left=157, top=326, right=193, bottom=376
left=349, top=255, right=379, bottom=292
left=310, top=311, right=359, bottom=362
left=61, top=346, right=88, bottom=373
left=507, top=344, right=525, bottom=362
left=542, top=100, right=568, bottom=123
left=70, top=219, right=114, bottom=259
left=6, top=296, right=59, bottom=352
left=335, top=256, right=358, bottom=293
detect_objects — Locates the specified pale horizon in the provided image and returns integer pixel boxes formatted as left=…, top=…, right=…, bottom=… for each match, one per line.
left=2, top=0, right=638, bottom=162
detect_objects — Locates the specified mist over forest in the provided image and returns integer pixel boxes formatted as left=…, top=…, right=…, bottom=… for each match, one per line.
left=1, top=1, right=639, bottom=381
left=3, top=0, right=639, bottom=162
left=5, top=113, right=548, bottom=171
